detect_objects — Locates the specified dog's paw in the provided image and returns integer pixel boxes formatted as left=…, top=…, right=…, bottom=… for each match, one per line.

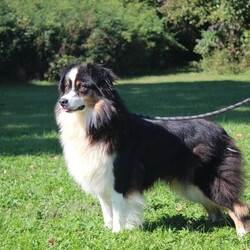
left=104, top=221, right=113, bottom=229
left=112, top=224, right=121, bottom=233
left=125, top=223, right=137, bottom=230
left=112, top=228, right=121, bottom=233
left=237, top=228, right=248, bottom=238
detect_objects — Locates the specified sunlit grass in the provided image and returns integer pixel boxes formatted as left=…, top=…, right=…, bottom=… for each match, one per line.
left=118, top=71, right=250, bottom=84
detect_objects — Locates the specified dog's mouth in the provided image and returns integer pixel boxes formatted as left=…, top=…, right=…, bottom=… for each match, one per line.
left=61, top=105, right=85, bottom=113
left=74, top=105, right=85, bottom=111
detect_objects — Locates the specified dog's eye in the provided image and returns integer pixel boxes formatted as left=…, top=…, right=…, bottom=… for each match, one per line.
left=79, top=83, right=88, bottom=91
left=65, top=80, right=71, bottom=90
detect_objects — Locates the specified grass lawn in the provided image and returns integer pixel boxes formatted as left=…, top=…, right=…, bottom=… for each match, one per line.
left=1, top=71, right=250, bottom=249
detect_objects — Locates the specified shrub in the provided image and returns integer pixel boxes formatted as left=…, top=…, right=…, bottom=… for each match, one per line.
left=161, top=0, right=250, bottom=73
left=195, top=27, right=250, bottom=73
left=45, top=55, right=86, bottom=82
left=0, top=0, right=182, bottom=81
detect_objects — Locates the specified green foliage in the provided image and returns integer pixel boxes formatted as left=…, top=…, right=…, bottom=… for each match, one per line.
left=83, top=0, right=170, bottom=74
left=0, top=0, right=180, bottom=81
left=239, top=30, right=250, bottom=70
left=45, top=55, right=85, bottom=82
left=0, top=0, right=249, bottom=81
left=161, top=0, right=250, bottom=73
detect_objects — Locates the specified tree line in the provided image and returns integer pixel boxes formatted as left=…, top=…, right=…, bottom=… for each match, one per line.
left=0, top=0, right=249, bottom=81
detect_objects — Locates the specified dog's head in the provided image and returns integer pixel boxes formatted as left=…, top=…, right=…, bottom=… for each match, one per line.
left=58, top=63, right=117, bottom=113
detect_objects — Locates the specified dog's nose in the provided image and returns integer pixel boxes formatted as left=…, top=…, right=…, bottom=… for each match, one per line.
left=59, top=98, right=68, bottom=107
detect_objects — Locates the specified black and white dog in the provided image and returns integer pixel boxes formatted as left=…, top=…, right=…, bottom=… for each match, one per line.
left=55, top=63, right=249, bottom=236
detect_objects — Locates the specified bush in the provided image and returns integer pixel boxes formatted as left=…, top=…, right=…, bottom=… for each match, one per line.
left=161, top=0, right=250, bottom=74
left=198, top=49, right=238, bottom=73
left=195, top=27, right=250, bottom=73
left=238, top=30, right=250, bottom=71
left=45, top=55, right=86, bottom=82
left=0, top=0, right=182, bottom=81
left=1, top=0, right=249, bottom=81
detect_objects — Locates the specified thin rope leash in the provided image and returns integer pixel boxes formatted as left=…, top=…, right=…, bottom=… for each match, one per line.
left=139, top=97, right=250, bottom=121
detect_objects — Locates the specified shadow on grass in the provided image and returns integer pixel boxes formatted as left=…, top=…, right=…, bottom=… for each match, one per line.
left=143, top=214, right=234, bottom=233
left=117, top=80, right=250, bottom=124
left=0, top=83, right=60, bottom=155
left=0, top=79, right=249, bottom=155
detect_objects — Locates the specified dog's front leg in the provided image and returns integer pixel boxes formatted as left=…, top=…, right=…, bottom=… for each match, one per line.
left=111, top=191, right=127, bottom=233
left=98, top=194, right=113, bottom=229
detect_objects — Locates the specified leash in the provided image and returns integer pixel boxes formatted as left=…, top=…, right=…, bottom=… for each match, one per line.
left=139, top=97, right=250, bottom=121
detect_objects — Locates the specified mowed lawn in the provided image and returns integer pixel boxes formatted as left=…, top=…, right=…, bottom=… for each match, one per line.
left=1, top=72, right=250, bottom=249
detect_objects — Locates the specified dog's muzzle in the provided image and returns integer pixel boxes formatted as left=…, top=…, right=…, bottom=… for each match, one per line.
left=59, top=98, right=85, bottom=112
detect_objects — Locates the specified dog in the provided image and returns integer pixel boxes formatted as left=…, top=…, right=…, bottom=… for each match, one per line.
left=55, top=63, right=250, bottom=236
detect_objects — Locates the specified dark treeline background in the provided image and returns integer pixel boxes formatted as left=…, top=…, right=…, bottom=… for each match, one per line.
left=0, top=0, right=249, bottom=81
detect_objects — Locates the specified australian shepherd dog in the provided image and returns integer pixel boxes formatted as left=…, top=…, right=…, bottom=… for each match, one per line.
left=55, top=63, right=249, bottom=236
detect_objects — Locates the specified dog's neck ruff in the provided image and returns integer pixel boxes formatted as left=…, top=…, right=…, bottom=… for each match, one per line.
left=57, top=110, right=115, bottom=196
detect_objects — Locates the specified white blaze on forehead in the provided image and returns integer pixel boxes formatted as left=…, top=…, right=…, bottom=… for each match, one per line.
left=67, top=67, right=78, bottom=90
left=61, top=67, right=85, bottom=110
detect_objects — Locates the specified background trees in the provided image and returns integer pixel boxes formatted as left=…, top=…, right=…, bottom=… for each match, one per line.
left=0, top=0, right=249, bottom=81
left=162, top=0, right=250, bottom=73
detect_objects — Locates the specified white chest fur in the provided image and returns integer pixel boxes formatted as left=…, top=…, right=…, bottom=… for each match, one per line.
left=57, top=111, right=115, bottom=196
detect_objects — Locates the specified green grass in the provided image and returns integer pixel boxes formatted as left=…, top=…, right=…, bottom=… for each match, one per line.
left=1, top=71, right=250, bottom=249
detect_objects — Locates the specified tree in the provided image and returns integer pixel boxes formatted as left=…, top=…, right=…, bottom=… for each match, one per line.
left=161, top=0, right=250, bottom=72
left=0, top=0, right=182, bottom=81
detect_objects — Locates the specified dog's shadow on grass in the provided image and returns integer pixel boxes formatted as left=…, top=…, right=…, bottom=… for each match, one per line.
left=143, top=214, right=234, bottom=233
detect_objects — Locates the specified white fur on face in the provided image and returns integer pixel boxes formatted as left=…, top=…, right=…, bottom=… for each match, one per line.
left=61, top=67, right=85, bottom=110
left=67, top=67, right=78, bottom=90
left=61, top=89, right=85, bottom=111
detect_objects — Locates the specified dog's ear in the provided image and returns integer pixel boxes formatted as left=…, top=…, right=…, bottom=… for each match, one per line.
left=87, top=64, right=117, bottom=88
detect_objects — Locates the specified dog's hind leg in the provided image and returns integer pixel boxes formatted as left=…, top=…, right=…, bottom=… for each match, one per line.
left=195, top=182, right=249, bottom=236
left=227, top=202, right=250, bottom=237
left=171, top=182, right=223, bottom=222
left=197, top=144, right=250, bottom=236
left=203, top=205, right=222, bottom=223
left=200, top=168, right=249, bottom=235
left=199, top=181, right=250, bottom=236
